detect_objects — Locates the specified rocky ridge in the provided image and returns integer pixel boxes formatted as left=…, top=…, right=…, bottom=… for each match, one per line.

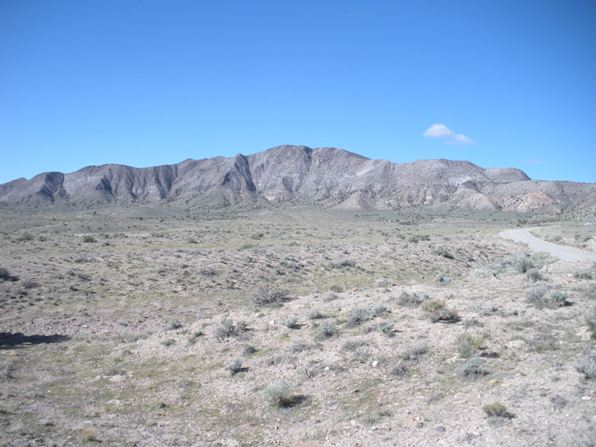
left=1, top=145, right=594, bottom=213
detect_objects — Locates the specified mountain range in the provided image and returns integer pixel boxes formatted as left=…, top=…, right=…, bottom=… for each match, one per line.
left=1, top=145, right=594, bottom=213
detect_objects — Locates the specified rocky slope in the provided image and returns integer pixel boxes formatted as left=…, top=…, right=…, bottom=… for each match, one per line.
left=1, top=145, right=594, bottom=212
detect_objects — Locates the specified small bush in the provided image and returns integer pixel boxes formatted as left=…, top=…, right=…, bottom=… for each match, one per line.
left=308, top=309, right=326, bottom=320
left=397, top=291, right=425, bottom=308
left=253, top=287, right=291, bottom=307
left=482, top=402, right=513, bottom=418
left=527, top=286, right=571, bottom=309
left=504, top=253, right=534, bottom=273
left=22, top=279, right=40, bottom=289
left=213, top=318, right=248, bottom=341
left=82, top=235, right=97, bottom=243
left=574, top=270, right=593, bottom=280
left=458, top=357, right=489, bottom=378
left=265, top=380, right=294, bottom=407
left=242, top=344, right=257, bottom=356
left=317, top=320, right=337, bottom=339
left=455, top=333, right=486, bottom=358
left=576, top=349, right=596, bottom=380
left=282, top=315, right=300, bottom=329
left=187, top=331, right=204, bottom=345
left=161, top=338, right=175, bottom=347
left=330, top=259, right=356, bottom=269
left=526, top=269, right=543, bottom=282
left=435, top=247, right=454, bottom=259
left=226, top=358, right=243, bottom=376
left=0, top=267, right=19, bottom=282
left=168, top=320, right=183, bottom=330
left=372, top=304, right=388, bottom=317
left=587, top=309, right=596, bottom=340
left=435, top=274, right=451, bottom=285
left=390, top=362, right=408, bottom=377
left=421, top=299, right=459, bottom=323
left=378, top=321, right=394, bottom=336
left=347, top=308, right=371, bottom=326
left=342, top=340, right=367, bottom=352
left=399, top=344, right=428, bottom=362
left=17, top=233, right=34, bottom=242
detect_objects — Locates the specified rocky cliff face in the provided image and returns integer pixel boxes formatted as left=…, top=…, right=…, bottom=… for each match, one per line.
left=1, top=145, right=593, bottom=213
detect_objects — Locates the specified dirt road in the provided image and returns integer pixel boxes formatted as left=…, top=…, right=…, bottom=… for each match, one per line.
left=499, top=228, right=596, bottom=262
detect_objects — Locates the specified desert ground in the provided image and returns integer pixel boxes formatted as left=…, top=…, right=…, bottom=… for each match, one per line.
left=0, top=206, right=594, bottom=446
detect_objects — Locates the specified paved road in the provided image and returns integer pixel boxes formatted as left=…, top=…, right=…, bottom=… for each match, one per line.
left=499, top=228, right=596, bottom=263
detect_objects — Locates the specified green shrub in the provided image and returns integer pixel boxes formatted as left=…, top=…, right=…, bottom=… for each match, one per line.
left=378, top=321, right=394, bottom=336
left=317, top=320, right=337, bottom=339
left=226, top=358, right=243, bottom=375
left=347, top=308, right=371, bottom=327
left=455, top=333, right=486, bottom=358
left=458, top=357, right=489, bottom=378
left=265, top=380, right=294, bottom=407
left=282, top=315, right=300, bottom=329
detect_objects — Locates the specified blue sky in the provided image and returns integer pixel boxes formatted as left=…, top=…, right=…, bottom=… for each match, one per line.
left=1, top=0, right=595, bottom=183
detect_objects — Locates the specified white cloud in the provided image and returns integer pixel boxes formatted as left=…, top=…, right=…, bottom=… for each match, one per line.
left=450, top=134, right=475, bottom=145
left=423, top=123, right=455, bottom=138
left=424, top=123, right=475, bottom=145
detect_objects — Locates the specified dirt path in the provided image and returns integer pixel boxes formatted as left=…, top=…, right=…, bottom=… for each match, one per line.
left=499, top=227, right=596, bottom=262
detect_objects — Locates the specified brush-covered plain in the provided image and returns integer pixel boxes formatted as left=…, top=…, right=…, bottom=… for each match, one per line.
left=0, top=207, right=595, bottom=446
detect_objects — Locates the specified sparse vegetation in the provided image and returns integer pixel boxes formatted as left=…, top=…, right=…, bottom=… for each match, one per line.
left=0, top=208, right=593, bottom=445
